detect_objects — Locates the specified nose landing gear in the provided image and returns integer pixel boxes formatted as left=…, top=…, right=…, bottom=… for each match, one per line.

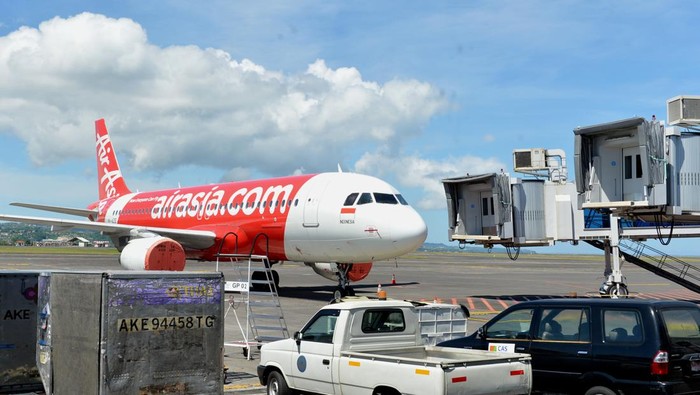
left=333, top=263, right=355, bottom=300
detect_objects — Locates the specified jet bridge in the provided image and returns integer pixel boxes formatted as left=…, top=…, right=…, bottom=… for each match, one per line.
left=442, top=95, right=700, bottom=297
left=443, top=173, right=514, bottom=245
left=574, top=97, right=700, bottom=223
left=442, top=150, right=583, bottom=251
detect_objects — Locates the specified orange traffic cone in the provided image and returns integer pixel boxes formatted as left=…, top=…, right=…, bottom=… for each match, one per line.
left=391, top=274, right=396, bottom=285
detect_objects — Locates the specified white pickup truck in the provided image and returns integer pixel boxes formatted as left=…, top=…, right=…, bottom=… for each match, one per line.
left=257, top=299, right=532, bottom=395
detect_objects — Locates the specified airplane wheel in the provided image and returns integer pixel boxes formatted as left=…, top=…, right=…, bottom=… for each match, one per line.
left=608, top=283, right=629, bottom=299
left=333, top=288, right=343, bottom=300
left=346, top=286, right=355, bottom=296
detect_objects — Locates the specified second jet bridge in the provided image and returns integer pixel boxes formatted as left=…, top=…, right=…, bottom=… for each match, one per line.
left=443, top=173, right=513, bottom=243
left=442, top=171, right=581, bottom=248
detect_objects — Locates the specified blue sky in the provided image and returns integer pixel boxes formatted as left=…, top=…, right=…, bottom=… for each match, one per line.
left=1, top=1, right=700, bottom=256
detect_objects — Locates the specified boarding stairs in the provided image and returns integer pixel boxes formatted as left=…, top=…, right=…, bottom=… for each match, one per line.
left=217, top=253, right=290, bottom=359
left=584, top=239, right=700, bottom=294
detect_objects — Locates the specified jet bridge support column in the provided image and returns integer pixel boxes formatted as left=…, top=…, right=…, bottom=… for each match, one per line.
left=600, top=214, right=628, bottom=298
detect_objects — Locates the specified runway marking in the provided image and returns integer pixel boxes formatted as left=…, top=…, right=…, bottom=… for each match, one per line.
left=497, top=299, right=509, bottom=309
left=466, top=297, right=475, bottom=310
left=481, top=298, right=496, bottom=312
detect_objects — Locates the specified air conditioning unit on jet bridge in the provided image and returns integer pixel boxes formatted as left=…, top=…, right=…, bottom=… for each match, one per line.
left=668, top=95, right=700, bottom=126
left=513, top=148, right=547, bottom=172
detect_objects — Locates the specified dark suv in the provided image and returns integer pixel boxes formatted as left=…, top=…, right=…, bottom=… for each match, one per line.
left=438, top=299, right=700, bottom=395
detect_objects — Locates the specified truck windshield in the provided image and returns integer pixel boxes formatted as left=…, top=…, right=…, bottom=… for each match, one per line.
left=660, top=308, right=700, bottom=343
left=301, top=309, right=340, bottom=343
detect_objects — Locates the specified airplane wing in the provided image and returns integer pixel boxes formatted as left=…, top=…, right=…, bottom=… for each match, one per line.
left=0, top=214, right=217, bottom=250
left=10, top=202, right=98, bottom=219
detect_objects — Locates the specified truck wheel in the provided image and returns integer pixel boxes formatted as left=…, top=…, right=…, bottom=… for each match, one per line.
left=267, top=371, right=292, bottom=395
left=584, top=385, right=617, bottom=395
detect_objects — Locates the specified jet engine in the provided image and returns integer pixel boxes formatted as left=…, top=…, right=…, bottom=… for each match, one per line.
left=305, top=262, right=373, bottom=282
left=119, top=237, right=186, bottom=271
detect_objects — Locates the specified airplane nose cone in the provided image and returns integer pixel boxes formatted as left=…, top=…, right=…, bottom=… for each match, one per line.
left=391, top=209, right=428, bottom=254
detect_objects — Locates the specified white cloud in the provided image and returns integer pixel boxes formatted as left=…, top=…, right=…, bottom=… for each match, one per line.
left=354, top=151, right=507, bottom=210
left=0, top=13, right=448, bottom=179
left=482, top=134, right=496, bottom=143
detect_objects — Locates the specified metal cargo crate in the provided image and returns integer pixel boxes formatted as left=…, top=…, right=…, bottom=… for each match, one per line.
left=37, top=271, right=224, bottom=395
left=416, top=303, right=469, bottom=345
left=0, top=271, right=42, bottom=394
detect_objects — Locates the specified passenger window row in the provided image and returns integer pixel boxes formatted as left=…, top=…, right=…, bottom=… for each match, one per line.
left=113, top=199, right=300, bottom=216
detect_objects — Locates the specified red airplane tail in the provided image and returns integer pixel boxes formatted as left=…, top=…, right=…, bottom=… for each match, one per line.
left=95, top=119, right=131, bottom=201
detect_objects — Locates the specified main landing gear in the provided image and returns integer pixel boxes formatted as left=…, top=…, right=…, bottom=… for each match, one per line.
left=599, top=227, right=629, bottom=299
left=333, top=263, right=355, bottom=300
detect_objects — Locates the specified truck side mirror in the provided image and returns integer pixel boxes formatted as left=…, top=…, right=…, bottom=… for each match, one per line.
left=294, top=331, right=303, bottom=345
left=477, top=327, right=486, bottom=339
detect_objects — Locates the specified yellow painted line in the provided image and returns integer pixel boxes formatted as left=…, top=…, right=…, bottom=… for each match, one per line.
left=349, top=361, right=360, bottom=367
left=223, top=383, right=264, bottom=390
left=415, top=369, right=430, bottom=375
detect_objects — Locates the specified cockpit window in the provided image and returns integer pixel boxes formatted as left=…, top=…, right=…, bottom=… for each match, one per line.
left=357, top=192, right=374, bottom=205
left=374, top=193, right=398, bottom=204
left=396, top=194, right=409, bottom=205
left=344, top=193, right=359, bottom=206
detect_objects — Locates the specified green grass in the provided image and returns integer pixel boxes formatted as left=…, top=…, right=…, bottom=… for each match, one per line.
left=0, top=246, right=119, bottom=255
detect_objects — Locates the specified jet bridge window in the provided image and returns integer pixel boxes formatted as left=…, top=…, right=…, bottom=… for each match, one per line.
left=361, top=309, right=405, bottom=333
left=482, top=197, right=494, bottom=216
left=374, top=193, right=399, bottom=204
left=624, top=154, right=643, bottom=180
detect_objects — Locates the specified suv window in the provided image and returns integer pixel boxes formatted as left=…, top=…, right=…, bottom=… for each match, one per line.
left=537, top=308, right=590, bottom=342
left=660, top=308, right=700, bottom=344
left=486, top=308, right=534, bottom=340
left=603, top=309, right=643, bottom=344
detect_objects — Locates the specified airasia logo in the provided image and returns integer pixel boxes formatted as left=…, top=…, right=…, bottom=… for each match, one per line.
left=150, top=184, right=296, bottom=220
left=96, top=132, right=122, bottom=198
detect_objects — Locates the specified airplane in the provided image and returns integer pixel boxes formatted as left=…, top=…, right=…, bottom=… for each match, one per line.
left=0, top=119, right=428, bottom=297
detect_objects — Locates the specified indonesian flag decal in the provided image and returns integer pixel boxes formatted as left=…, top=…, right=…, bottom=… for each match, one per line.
left=340, top=207, right=356, bottom=222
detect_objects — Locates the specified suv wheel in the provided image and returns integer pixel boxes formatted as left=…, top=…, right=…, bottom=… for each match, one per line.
left=584, top=385, right=617, bottom=395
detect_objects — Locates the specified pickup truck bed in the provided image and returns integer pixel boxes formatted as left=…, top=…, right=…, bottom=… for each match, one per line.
left=340, top=346, right=531, bottom=395
left=344, top=345, right=530, bottom=367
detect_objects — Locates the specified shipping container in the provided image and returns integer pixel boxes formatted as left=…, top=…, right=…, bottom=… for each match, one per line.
left=37, top=271, right=224, bottom=395
left=0, top=271, right=42, bottom=394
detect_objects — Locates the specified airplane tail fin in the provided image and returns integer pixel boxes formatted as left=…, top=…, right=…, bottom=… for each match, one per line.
left=95, top=119, right=131, bottom=201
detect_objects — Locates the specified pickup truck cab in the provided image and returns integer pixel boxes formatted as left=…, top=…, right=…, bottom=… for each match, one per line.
left=257, top=299, right=532, bottom=395
left=439, top=298, right=700, bottom=395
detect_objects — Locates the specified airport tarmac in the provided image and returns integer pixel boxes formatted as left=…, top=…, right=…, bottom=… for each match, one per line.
left=1, top=250, right=698, bottom=394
